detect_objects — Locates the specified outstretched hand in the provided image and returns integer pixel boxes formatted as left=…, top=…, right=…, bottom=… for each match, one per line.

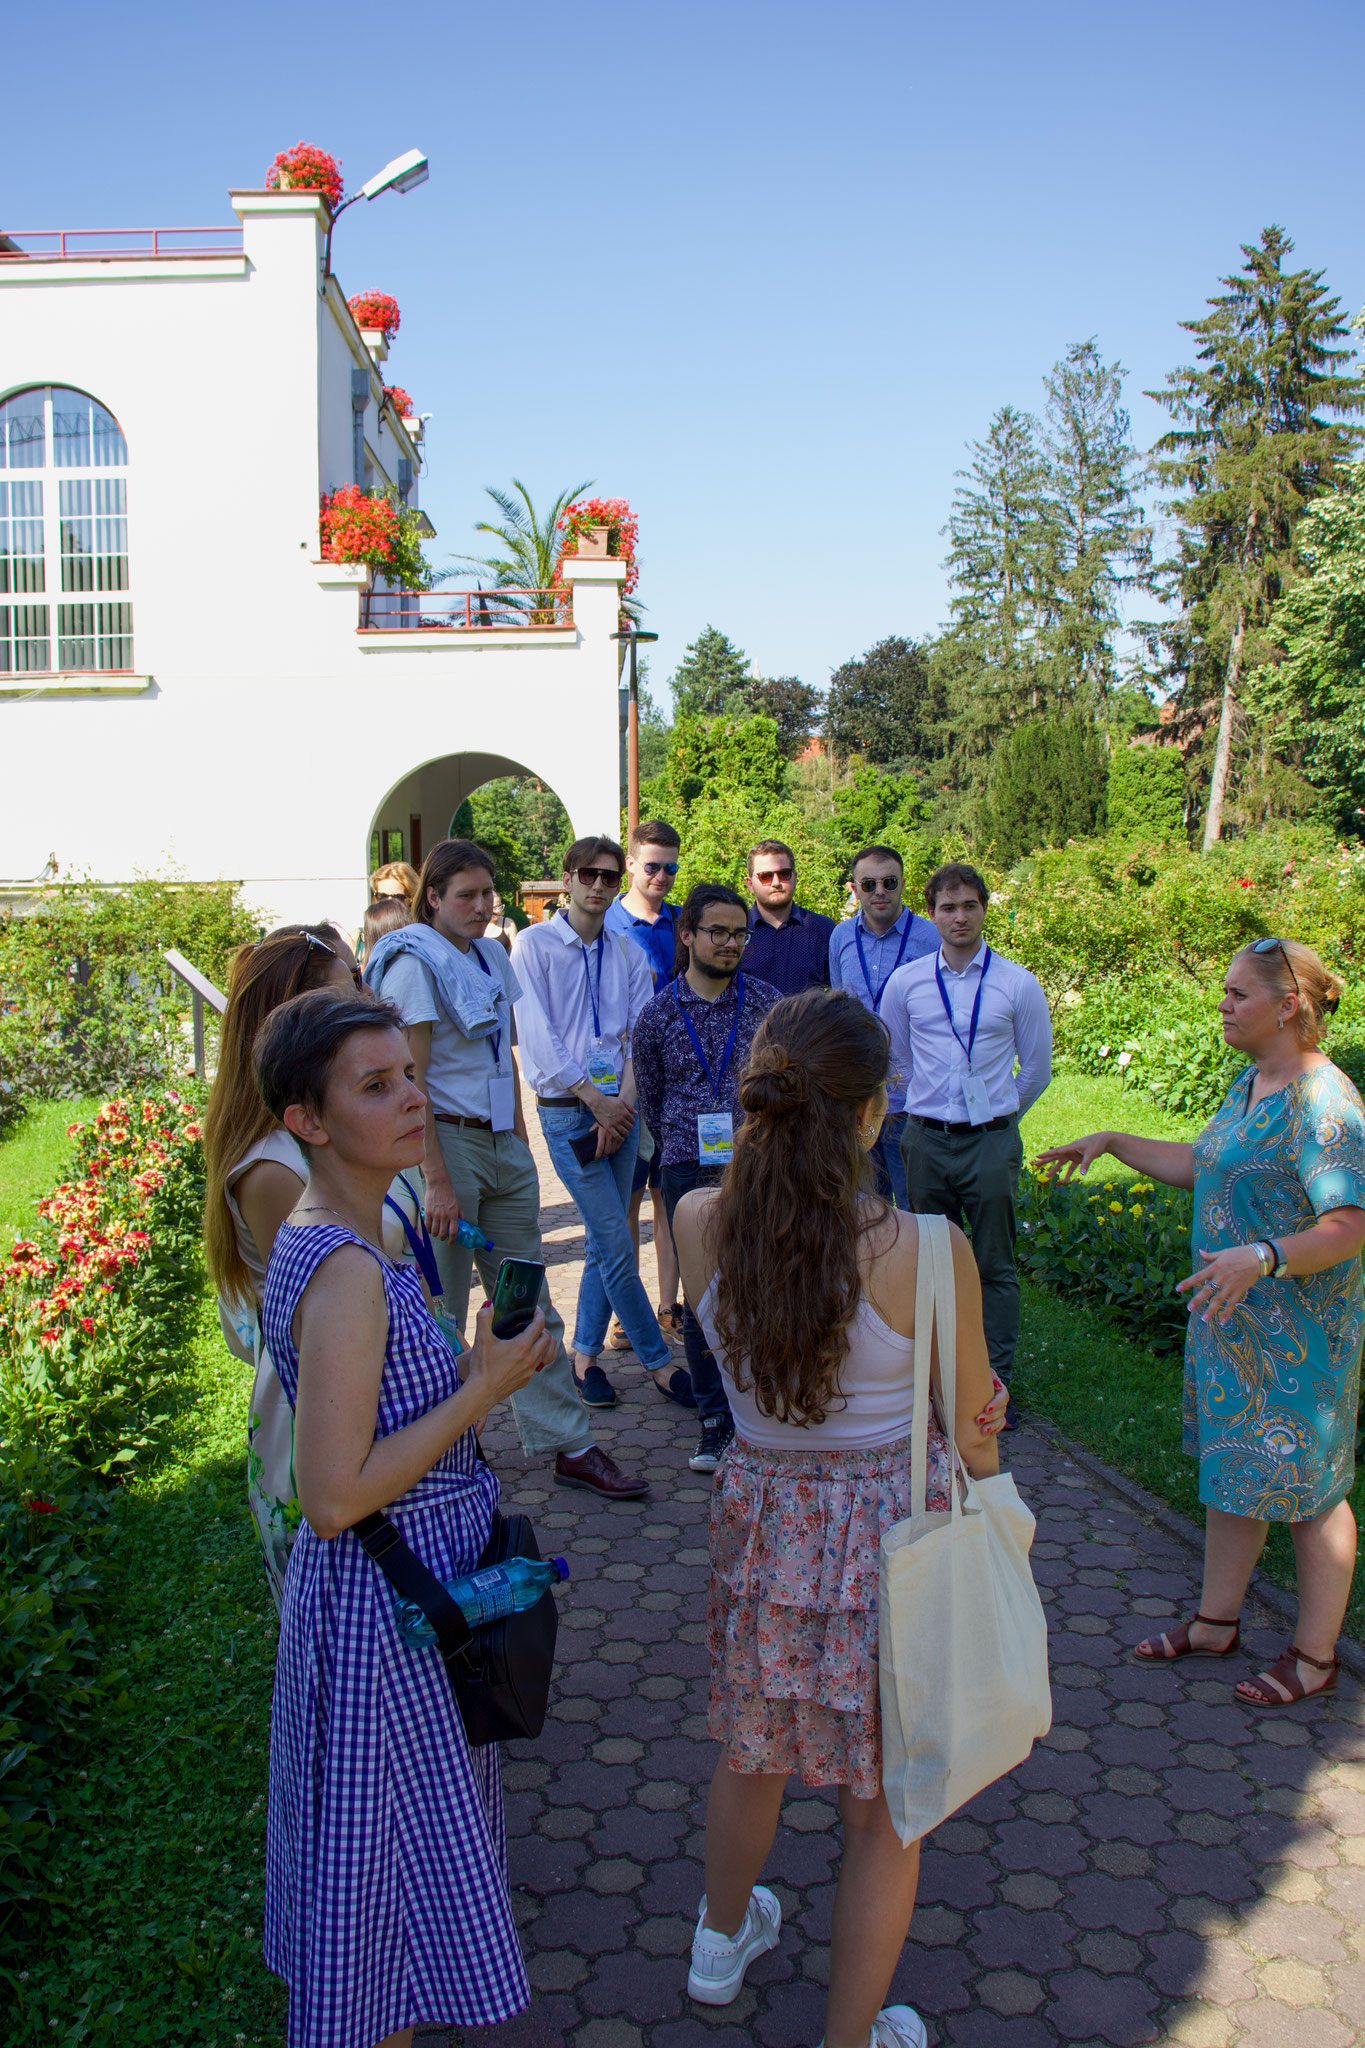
left=1176, top=1244, right=1264, bottom=1326
left=1032, top=1132, right=1112, bottom=1183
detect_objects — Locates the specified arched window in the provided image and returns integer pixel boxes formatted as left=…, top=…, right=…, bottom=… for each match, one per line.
left=0, top=386, right=132, bottom=675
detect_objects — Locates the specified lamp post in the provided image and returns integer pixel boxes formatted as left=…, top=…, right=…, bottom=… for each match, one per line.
left=611, top=627, right=659, bottom=837
left=323, top=148, right=430, bottom=276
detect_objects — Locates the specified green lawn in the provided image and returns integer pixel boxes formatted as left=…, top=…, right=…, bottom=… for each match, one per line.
left=0, top=1095, right=103, bottom=1238
left=1019, top=1066, right=1202, bottom=1165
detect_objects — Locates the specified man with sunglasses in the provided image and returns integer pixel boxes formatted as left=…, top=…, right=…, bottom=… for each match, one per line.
left=829, top=844, right=937, bottom=1208
left=512, top=836, right=684, bottom=1412
left=742, top=838, right=835, bottom=997
left=633, top=883, right=781, bottom=1470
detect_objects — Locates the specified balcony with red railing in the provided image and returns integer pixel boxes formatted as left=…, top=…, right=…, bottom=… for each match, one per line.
left=0, top=227, right=245, bottom=261
left=359, top=588, right=575, bottom=632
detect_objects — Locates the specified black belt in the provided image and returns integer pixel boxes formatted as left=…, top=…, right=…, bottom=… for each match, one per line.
left=536, top=1095, right=581, bottom=1109
left=909, top=1113, right=1014, bottom=1136
left=434, top=1112, right=493, bottom=1130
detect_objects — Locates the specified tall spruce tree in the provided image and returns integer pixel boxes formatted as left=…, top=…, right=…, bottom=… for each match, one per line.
left=1148, top=226, right=1364, bottom=846
left=1041, top=340, right=1152, bottom=718
left=669, top=626, right=753, bottom=719
left=938, top=406, right=1058, bottom=807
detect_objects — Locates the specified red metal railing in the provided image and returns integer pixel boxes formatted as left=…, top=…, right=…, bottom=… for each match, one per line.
left=360, top=588, right=574, bottom=631
left=0, top=227, right=245, bottom=260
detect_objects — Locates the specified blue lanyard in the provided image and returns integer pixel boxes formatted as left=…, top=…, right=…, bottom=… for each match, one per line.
left=672, top=973, right=744, bottom=1104
left=854, top=914, right=911, bottom=1013
left=383, top=1175, right=444, bottom=1298
left=581, top=930, right=605, bottom=1038
left=468, top=941, right=502, bottom=1068
left=934, top=947, right=991, bottom=1066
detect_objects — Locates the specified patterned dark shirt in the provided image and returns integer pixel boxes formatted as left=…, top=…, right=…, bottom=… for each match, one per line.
left=633, top=972, right=782, bottom=1168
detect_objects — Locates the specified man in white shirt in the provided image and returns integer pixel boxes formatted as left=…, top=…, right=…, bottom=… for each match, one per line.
left=882, top=861, right=1052, bottom=1424
left=368, top=837, right=646, bottom=1501
left=513, top=834, right=688, bottom=1412
left=828, top=842, right=937, bottom=1208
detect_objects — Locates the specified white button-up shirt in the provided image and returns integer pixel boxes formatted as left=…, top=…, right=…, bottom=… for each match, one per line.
left=512, top=911, right=654, bottom=1099
left=882, top=944, right=1052, bottom=1124
left=828, top=908, right=938, bottom=1112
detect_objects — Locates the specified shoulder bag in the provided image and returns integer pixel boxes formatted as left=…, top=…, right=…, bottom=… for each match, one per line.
left=878, top=1211, right=1052, bottom=1844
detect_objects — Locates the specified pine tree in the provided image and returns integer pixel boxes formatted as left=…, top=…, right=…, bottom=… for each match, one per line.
left=981, top=714, right=1108, bottom=863
left=1041, top=341, right=1152, bottom=718
left=669, top=626, right=753, bottom=719
left=1148, top=226, right=1364, bottom=845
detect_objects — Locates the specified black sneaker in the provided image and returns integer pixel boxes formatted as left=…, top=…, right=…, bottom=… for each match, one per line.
left=689, top=1416, right=735, bottom=1473
left=575, top=1363, right=618, bottom=1408
left=1002, top=1398, right=1022, bottom=1432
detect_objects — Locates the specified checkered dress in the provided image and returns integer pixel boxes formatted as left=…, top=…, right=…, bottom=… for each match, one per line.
left=261, top=1222, right=529, bottom=2048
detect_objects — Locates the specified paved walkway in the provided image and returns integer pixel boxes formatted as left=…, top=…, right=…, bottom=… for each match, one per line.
left=422, top=1126, right=1365, bottom=2048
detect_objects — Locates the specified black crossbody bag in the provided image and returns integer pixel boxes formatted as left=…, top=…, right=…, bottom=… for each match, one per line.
left=353, top=1503, right=558, bottom=1747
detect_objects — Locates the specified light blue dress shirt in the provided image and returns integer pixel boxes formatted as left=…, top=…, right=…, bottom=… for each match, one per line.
left=829, top=909, right=938, bottom=1111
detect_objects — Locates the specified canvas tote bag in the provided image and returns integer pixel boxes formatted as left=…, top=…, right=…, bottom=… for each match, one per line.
left=878, top=1212, right=1052, bottom=1846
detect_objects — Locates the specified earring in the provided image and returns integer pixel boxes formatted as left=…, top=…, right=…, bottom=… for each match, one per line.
left=859, top=1124, right=876, bottom=1151
left=1278, top=1018, right=1283, bottom=1031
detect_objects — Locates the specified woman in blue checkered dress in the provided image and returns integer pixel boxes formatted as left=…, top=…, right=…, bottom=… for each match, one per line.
left=255, top=987, right=556, bottom=2048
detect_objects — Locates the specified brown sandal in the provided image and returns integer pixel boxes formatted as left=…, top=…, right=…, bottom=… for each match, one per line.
left=1237, top=1642, right=1340, bottom=1709
left=1133, top=1613, right=1241, bottom=1663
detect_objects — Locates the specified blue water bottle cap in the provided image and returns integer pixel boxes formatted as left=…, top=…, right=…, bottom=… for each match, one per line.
left=552, top=1557, right=569, bottom=1581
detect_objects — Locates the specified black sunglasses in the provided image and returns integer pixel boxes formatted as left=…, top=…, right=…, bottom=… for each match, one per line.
left=574, top=866, right=622, bottom=888
left=1250, top=936, right=1302, bottom=1004
left=858, top=875, right=902, bottom=892
left=302, top=930, right=362, bottom=989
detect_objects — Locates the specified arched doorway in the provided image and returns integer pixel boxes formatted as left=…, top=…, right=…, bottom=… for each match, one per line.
left=366, top=751, right=574, bottom=910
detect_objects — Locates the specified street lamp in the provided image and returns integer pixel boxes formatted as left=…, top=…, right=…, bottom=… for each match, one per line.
left=324, top=148, right=430, bottom=275
left=611, top=627, right=659, bottom=836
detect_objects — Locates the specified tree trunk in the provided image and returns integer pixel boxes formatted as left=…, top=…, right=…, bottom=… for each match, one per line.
left=1202, top=602, right=1247, bottom=848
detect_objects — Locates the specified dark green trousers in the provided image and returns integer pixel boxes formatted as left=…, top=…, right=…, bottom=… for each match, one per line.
left=900, top=1115, right=1024, bottom=1384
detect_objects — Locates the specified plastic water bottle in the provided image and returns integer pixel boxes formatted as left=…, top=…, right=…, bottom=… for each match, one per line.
left=393, top=1555, right=569, bottom=1647
left=454, top=1218, right=495, bottom=1252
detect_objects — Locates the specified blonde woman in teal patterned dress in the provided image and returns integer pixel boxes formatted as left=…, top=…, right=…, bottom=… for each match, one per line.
left=1038, top=938, right=1365, bottom=1710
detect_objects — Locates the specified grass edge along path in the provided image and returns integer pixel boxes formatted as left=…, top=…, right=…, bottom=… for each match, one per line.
left=6, top=1289, right=284, bottom=2047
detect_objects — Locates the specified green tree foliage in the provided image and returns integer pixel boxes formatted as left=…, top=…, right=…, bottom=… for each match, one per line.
left=1147, top=226, right=1364, bottom=846
left=669, top=626, right=754, bottom=720
left=450, top=777, right=572, bottom=891
left=1106, top=744, right=1187, bottom=841
left=982, top=713, right=1109, bottom=863
left=824, top=636, right=944, bottom=769
left=445, top=478, right=591, bottom=623
left=1041, top=340, right=1153, bottom=718
left=1251, top=470, right=1365, bottom=833
left=640, top=713, right=789, bottom=820
left=811, top=762, right=923, bottom=857
left=747, top=675, right=823, bottom=757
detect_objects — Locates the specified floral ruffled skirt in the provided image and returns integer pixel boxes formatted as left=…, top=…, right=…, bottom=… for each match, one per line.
left=707, top=1427, right=951, bottom=1798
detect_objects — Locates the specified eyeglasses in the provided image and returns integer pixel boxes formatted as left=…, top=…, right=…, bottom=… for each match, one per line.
left=858, top=875, right=902, bottom=893
left=754, top=868, right=794, bottom=884
left=573, top=866, right=622, bottom=888
left=640, top=860, right=679, bottom=876
left=694, top=926, right=752, bottom=947
left=1251, top=936, right=1302, bottom=1004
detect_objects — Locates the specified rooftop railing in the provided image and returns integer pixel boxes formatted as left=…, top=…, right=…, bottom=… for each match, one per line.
left=360, top=588, right=574, bottom=631
left=0, top=227, right=245, bottom=261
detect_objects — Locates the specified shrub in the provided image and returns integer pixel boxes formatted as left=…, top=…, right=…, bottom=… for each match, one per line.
left=1017, top=1168, right=1193, bottom=1354
left=982, top=713, right=1108, bottom=863
left=1108, top=744, right=1186, bottom=841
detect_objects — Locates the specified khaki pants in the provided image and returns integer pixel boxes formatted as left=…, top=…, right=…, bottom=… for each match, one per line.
left=431, top=1122, right=592, bottom=1460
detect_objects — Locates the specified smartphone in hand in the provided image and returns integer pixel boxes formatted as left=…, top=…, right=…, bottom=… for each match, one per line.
left=490, top=1255, right=547, bottom=1339
left=569, top=1127, right=603, bottom=1168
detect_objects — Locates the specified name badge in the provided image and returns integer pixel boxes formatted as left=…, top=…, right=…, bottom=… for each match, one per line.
left=586, top=1037, right=620, bottom=1095
left=488, top=1074, right=516, bottom=1133
left=697, top=1111, right=735, bottom=1163
left=962, top=1069, right=992, bottom=1126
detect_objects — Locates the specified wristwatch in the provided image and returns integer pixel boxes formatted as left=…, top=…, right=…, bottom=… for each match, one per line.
left=1256, top=1238, right=1288, bottom=1279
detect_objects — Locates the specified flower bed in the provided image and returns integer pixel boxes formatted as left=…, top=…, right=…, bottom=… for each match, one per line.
left=1017, top=1166, right=1193, bottom=1355
left=0, top=1094, right=206, bottom=1917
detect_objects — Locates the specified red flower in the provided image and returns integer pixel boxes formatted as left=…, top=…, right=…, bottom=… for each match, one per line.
left=347, top=291, right=401, bottom=341
left=556, top=496, right=641, bottom=596
left=24, top=1498, right=56, bottom=1514
left=265, top=142, right=344, bottom=210
left=182, top=1123, right=201, bottom=1142
left=384, top=385, right=416, bottom=418
left=80, top=1317, right=94, bottom=1334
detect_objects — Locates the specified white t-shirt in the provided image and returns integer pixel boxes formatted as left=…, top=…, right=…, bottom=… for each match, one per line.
left=381, top=938, right=521, bottom=1118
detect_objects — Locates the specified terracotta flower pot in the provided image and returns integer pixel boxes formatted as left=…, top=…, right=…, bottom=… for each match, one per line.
left=575, top=525, right=613, bottom=559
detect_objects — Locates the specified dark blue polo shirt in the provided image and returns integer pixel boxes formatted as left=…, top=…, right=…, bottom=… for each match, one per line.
left=743, top=902, right=834, bottom=997
left=604, top=895, right=679, bottom=989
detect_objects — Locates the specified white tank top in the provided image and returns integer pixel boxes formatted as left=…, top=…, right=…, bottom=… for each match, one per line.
left=696, top=1277, right=916, bottom=1450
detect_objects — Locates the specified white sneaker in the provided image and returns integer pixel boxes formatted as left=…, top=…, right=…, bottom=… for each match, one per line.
left=870, top=2007, right=928, bottom=2048
left=687, top=1886, right=782, bottom=2004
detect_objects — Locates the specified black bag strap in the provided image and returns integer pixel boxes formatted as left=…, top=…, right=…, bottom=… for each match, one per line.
left=352, top=1508, right=473, bottom=1669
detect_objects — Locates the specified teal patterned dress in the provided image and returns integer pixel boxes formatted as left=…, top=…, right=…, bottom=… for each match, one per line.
left=1186, top=1062, right=1365, bottom=1522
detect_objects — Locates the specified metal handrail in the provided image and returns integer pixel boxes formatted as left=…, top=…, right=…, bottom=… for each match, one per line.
left=360, top=587, right=574, bottom=631
left=163, top=948, right=226, bottom=1081
left=0, top=227, right=244, bottom=260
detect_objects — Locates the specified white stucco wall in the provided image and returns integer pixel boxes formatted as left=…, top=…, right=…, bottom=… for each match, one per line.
left=0, top=191, right=623, bottom=934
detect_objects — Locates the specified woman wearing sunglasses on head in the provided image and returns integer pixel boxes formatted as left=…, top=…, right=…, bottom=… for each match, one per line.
left=1036, top=938, right=1365, bottom=1709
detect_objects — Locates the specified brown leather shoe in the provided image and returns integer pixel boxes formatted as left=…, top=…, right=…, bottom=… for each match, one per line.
left=554, top=1446, right=649, bottom=1500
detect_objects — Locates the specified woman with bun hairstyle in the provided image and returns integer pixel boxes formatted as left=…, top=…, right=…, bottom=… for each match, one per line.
left=1038, top=939, right=1365, bottom=1709
left=671, top=988, right=1005, bottom=2048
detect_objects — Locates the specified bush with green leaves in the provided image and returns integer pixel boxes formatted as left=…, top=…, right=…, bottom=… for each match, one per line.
left=0, top=878, right=255, bottom=1131
left=1107, top=744, right=1186, bottom=841
left=1017, top=1166, right=1193, bottom=1354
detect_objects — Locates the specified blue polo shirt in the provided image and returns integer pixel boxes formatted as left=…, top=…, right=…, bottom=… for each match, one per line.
left=743, top=901, right=834, bottom=997
left=604, top=895, right=679, bottom=989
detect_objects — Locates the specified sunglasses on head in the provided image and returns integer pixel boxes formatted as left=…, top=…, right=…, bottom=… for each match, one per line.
left=640, top=860, right=679, bottom=876
left=574, top=866, right=621, bottom=888
left=1249, top=935, right=1329, bottom=1011
left=858, top=874, right=902, bottom=893
left=755, top=867, right=794, bottom=884
left=300, top=930, right=363, bottom=990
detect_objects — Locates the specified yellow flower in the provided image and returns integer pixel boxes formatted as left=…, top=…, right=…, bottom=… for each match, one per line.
left=1130, top=1204, right=1144, bottom=1218
left=1109, top=1201, right=1124, bottom=1213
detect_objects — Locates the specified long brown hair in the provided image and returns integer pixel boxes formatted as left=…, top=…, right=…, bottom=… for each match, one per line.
left=202, top=924, right=350, bottom=1298
left=710, top=988, right=890, bottom=1425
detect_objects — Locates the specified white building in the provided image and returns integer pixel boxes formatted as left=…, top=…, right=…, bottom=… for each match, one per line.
left=0, top=188, right=625, bottom=929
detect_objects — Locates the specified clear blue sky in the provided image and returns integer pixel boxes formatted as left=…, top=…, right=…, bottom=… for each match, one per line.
left=9, top=0, right=1364, bottom=707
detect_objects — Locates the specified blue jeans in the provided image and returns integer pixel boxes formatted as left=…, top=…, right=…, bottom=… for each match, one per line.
left=872, top=1111, right=909, bottom=1209
left=537, top=1104, right=673, bottom=1370
left=660, top=1161, right=730, bottom=1427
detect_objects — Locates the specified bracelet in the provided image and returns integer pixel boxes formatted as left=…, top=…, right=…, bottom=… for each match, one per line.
left=1251, top=1240, right=1276, bottom=1277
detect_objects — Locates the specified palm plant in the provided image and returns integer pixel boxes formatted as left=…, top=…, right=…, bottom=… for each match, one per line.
left=446, top=478, right=592, bottom=624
